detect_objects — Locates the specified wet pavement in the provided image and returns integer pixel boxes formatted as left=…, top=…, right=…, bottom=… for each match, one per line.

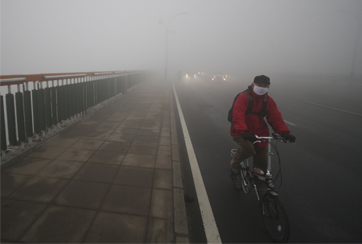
left=1, top=80, right=189, bottom=243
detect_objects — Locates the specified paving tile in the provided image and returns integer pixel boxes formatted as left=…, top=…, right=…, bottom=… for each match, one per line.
left=159, top=136, right=171, bottom=145
left=137, top=128, right=160, bottom=137
left=83, top=211, right=147, bottom=243
left=161, top=130, right=171, bottom=137
left=101, top=185, right=151, bottom=215
left=145, top=112, right=163, bottom=118
left=155, top=155, right=172, bottom=169
left=8, top=176, right=68, bottom=203
left=107, top=133, right=135, bottom=143
left=174, top=188, right=188, bottom=236
left=172, top=144, right=180, bottom=161
left=63, top=123, right=99, bottom=131
left=158, top=145, right=172, bottom=157
left=95, top=122, right=119, bottom=132
left=98, top=141, right=130, bottom=152
left=142, top=119, right=162, bottom=125
left=140, top=123, right=161, bottom=130
left=113, top=166, right=154, bottom=188
left=122, top=154, right=156, bottom=168
left=176, top=235, right=190, bottom=243
left=125, top=116, right=144, bottom=120
left=71, top=138, right=104, bottom=150
left=20, top=205, right=96, bottom=243
left=54, top=180, right=110, bottom=209
left=2, top=157, right=52, bottom=175
left=82, top=130, right=112, bottom=140
left=133, top=135, right=159, bottom=145
left=58, top=124, right=99, bottom=138
left=173, top=161, right=183, bottom=188
left=128, top=143, right=158, bottom=155
left=42, top=137, right=79, bottom=148
left=146, top=217, right=167, bottom=243
left=26, top=146, right=68, bottom=159
left=78, top=119, right=101, bottom=126
left=87, top=150, right=125, bottom=165
left=105, top=115, right=127, bottom=123
left=119, top=120, right=142, bottom=128
left=150, top=189, right=173, bottom=219
left=114, top=127, right=139, bottom=135
left=1, top=173, right=31, bottom=197
left=37, top=160, right=84, bottom=179
left=153, top=169, right=172, bottom=190
left=57, top=148, right=95, bottom=162
left=163, top=117, right=171, bottom=125
left=73, top=163, right=118, bottom=183
left=1, top=199, right=48, bottom=241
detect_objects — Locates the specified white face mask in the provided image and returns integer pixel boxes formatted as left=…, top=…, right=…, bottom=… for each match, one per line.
left=253, top=85, right=269, bottom=95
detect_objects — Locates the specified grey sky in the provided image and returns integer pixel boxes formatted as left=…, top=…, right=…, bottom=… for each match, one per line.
left=1, top=0, right=362, bottom=76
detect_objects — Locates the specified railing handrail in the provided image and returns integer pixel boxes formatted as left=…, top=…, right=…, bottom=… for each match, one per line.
left=0, top=77, right=27, bottom=84
left=43, top=74, right=87, bottom=79
left=0, top=70, right=138, bottom=86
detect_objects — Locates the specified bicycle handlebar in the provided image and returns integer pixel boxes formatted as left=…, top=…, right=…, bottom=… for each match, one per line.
left=253, top=133, right=292, bottom=144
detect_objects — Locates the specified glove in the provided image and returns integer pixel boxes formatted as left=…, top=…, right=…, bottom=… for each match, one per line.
left=282, top=133, right=296, bottom=143
left=241, top=132, right=257, bottom=143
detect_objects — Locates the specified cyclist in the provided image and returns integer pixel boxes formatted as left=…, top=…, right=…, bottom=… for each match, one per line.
left=229, top=75, right=296, bottom=195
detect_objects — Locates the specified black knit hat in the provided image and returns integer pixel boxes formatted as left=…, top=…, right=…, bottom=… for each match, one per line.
left=254, top=75, right=270, bottom=84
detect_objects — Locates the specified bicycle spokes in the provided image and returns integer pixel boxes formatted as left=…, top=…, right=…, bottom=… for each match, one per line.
left=261, top=194, right=290, bottom=242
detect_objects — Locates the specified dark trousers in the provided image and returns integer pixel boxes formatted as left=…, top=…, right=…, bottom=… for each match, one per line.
left=230, top=136, right=268, bottom=191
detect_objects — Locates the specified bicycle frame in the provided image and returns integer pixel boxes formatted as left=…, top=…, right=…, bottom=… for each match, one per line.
left=233, top=134, right=282, bottom=200
left=255, top=135, right=274, bottom=178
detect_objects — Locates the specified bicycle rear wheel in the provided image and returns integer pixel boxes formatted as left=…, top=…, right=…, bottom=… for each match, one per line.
left=239, top=167, right=251, bottom=194
left=261, top=193, right=290, bottom=243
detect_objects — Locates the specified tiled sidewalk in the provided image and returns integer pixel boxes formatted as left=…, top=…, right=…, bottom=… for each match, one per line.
left=1, top=80, right=189, bottom=243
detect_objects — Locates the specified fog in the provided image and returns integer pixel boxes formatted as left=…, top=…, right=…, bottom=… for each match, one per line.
left=1, top=0, right=362, bottom=78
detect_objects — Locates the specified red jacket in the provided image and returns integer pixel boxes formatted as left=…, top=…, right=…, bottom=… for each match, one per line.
left=230, top=87, right=290, bottom=147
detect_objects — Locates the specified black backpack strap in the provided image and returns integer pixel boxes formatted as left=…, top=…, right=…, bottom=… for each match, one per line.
left=245, top=90, right=269, bottom=124
left=244, top=91, right=254, bottom=114
left=262, top=95, right=268, bottom=115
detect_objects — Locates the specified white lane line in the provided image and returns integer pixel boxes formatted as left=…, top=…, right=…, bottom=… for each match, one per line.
left=284, top=120, right=297, bottom=126
left=304, top=101, right=362, bottom=117
left=172, top=84, right=222, bottom=244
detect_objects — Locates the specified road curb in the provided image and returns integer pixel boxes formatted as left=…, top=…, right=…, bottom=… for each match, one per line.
left=170, top=85, right=190, bottom=243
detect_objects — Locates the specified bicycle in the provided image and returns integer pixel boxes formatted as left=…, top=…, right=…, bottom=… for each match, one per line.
left=230, top=133, right=292, bottom=243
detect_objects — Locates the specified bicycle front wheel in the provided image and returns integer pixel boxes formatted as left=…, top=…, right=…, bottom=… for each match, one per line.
left=261, top=193, right=290, bottom=243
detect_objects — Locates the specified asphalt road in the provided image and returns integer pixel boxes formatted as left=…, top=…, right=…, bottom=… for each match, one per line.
left=174, top=75, right=362, bottom=243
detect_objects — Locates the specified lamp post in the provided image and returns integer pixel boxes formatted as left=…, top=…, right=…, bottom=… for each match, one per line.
left=338, top=10, right=362, bottom=84
left=160, top=12, right=188, bottom=82
left=349, top=23, right=362, bottom=84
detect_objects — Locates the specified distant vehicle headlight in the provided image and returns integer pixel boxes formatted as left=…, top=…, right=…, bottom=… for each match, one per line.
left=186, top=74, right=189, bottom=78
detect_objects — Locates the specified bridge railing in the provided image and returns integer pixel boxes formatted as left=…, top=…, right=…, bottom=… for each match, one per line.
left=0, top=70, right=146, bottom=161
